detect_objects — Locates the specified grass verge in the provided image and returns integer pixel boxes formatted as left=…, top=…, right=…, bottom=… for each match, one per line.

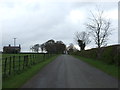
left=2, top=55, right=59, bottom=88
left=72, top=55, right=120, bottom=80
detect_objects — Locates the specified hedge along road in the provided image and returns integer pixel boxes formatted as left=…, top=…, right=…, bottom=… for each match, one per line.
left=21, top=55, right=119, bottom=88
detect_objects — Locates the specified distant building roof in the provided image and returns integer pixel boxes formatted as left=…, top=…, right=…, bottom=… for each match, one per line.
left=3, top=46, right=20, bottom=48
left=3, top=44, right=21, bottom=48
left=3, top=44, right=21, bottom=53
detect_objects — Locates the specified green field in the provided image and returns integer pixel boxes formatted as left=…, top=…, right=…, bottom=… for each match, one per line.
left=2, top=54, right=56, bottom=88
left=3, top=54, right=58, bottom=88
left=2, top=54, right=47, bottom=78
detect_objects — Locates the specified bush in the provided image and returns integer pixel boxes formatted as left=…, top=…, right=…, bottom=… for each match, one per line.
left=73, top=45, right=120, bottom=65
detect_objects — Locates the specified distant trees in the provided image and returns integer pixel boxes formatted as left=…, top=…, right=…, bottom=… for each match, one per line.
left=44, top=39, right=55, bottom=54
left=67, top=43, right=74, bottom=54
left=30, top=40, right=66, bottom=54
left=74, top=31, right=90, bottom=50
left=40, top=43, right=45, bottom=53
left=30, top=44, right=40, bottom=53
left=55, top=41, right=66, bottom=54
left=67, top=43, right=78, bottom=54
left=40, top=39, right=66, bottom=54
left=30, top=46, right=34, bottom=52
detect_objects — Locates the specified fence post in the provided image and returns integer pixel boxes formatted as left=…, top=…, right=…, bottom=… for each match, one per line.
left=19, top=56, right=21, bottom=71
left=30, top=55, right=32, bottom=66
left=48, top=53, right=49, bottom=58
left=32, top=55, right=34, bottom=64
left=34, top=54, right=36, bottom=64
left=30, top=55, right=32, bottom=65
left=9, top=57, right=11, bottom=75
left=4, top=58, right=7, bottom=77
left=26, top=55, right=28, bottom=67
left=43, top=53, right=45, bottom=60
left=23, top=56, right=25, bottom=69
left=33, top=55, right=35, bottom=64
left=28, top=55, right=30, bottom=67
left=13, top=56, right=15, bottom=73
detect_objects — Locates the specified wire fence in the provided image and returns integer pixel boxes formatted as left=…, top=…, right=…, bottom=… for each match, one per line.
left=2, top=53, right=53, bottom=78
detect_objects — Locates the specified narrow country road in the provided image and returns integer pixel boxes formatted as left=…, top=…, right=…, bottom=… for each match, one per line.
left=21, top=55, right=119, bottom=88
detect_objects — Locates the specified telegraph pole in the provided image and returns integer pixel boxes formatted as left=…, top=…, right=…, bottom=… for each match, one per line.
left=13, top=38, right=16, bottom=46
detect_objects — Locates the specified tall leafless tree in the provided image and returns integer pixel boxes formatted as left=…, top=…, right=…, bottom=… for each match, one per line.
left=86, top=9, right=112, bottom=58
left=74, top=31, right=90, bottom=50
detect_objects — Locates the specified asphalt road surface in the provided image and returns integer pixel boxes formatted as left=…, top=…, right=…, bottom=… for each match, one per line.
left=21, top=55, right=119, bottom=88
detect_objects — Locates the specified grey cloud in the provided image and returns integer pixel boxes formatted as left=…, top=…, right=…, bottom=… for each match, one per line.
left=1, top=2, right=118, bottom=51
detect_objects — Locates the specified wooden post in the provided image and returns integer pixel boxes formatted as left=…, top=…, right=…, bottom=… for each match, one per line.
left=26, top=55, right=28, bottom=67
left=30, top=55, right=32, bottom=65
left=35, top=54, right=36, bottom=64
left=23, top=56, right=25, bottom=69
left=9, top=57, right=11, bottom=75
left=33, top=54, right=34, bottom=64
left=19, top=56, right=20, bottom=71
left=4, top=58, right=7, bottom=77
left=13, top=56, right=15, bottom=73
left=43, top=53, right=45, bottom=60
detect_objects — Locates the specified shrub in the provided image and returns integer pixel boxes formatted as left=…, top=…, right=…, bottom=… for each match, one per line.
left=72, top=45, right=120, bottom=65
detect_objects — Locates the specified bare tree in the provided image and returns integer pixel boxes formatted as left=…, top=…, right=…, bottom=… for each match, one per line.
left=74, top=31, right=90, bottom=50
left=86, top=9, right=112, bottom=58
left=86, top=10, right=112, bottom=48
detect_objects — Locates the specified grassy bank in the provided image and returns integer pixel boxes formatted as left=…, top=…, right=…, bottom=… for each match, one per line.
left=73, top=45, right=120, bottom=65
left=73, top=55, right=120, bottom=80
left=3, top=55, right=58, bottom=88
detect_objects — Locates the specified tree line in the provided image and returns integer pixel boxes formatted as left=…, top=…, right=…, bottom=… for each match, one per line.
left=30, top=39, right=66, bottom=54
left=30, top=8, right=113, bottom=58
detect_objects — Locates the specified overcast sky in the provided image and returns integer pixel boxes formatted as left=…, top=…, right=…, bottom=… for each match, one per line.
left=0, top=0, right=118, bottom=52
